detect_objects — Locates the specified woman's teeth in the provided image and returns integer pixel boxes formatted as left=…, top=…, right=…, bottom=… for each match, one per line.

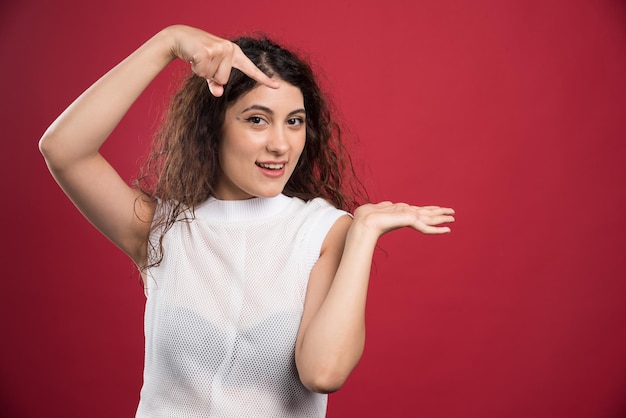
left=257, top=163, right=284, bottom=170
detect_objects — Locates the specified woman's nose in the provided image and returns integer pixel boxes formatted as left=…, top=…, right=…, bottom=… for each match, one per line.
left=266, top=126, right=289, bottom=154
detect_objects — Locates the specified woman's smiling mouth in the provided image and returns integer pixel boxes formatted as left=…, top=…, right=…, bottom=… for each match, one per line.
left=256, top=162, right=285, bottom=170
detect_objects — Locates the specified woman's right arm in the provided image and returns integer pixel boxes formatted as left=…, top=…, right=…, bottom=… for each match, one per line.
left=39, top=25, right=277, bottom=266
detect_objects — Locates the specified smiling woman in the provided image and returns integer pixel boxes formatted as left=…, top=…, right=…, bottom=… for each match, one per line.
left=38, top=24, right=454, bottom=417
left=216, top=80, right=306, bottom=200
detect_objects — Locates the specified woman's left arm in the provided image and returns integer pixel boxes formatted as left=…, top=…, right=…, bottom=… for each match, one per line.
left=295, top=202, right=455, bottom=393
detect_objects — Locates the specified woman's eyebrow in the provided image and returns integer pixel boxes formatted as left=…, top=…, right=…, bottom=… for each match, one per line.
left=240, top=105, right=306, bottom=116
left=241, top=104, right=273, bottom=114
left=288, top=108, right=306, bottom=116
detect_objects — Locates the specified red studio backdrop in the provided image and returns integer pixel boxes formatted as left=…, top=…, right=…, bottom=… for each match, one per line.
left=2, top=0, right=626, bottom=417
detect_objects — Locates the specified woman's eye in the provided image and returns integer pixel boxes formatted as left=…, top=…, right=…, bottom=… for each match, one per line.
left=287, top=117, right=305, bottom=126
left=245, top=116, right=267, bottom=126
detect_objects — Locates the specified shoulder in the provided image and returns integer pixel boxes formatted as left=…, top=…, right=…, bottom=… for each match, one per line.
left=320, top=213, right=352, bottom=255
left=300, top=197, right=351, bottom=218
left=304, top=198, right=352, bottom=262
left=285, top=197, right=351, bottom=243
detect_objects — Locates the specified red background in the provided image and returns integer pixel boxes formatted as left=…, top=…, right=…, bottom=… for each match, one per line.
left=2, top=0, right=626, bottom=417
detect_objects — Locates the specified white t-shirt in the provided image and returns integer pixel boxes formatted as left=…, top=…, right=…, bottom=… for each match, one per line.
left=136, top=194, right=348, bottom=417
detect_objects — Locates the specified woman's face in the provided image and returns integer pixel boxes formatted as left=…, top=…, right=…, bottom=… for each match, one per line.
left=215, top=79, right=306, bottom=200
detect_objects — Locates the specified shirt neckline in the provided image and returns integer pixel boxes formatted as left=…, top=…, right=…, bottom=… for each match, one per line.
left=193, top=194, right=293, bottom=222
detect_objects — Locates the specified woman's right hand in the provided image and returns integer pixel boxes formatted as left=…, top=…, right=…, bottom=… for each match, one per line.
left=164, top=25, right=279, bottom=97
left=39, top=25, right=281, bottom=267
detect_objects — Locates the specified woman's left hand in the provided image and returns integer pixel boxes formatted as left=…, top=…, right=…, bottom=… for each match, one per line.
left=352, top=201, right=455, bottom=237
left=296, top=202, right=455, bottom=389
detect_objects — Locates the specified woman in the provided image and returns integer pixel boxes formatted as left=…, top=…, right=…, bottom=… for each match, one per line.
left=39, top=25, right=455, bottom=417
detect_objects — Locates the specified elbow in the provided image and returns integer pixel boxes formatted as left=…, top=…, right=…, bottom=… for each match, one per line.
left=38, top=129, right=76, bottom=170
left=38, top=132, right=52, bottom=158
left=298, top=354, right=361, bottom=394
left=38, top=130, right=60, bottom=165
left=296, top=340, right=364, bottom=394
left=300, top=370, right=348, bottom=394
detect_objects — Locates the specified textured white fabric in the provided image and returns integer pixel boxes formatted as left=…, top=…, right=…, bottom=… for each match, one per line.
left=136, top=194, right=348, bottom=417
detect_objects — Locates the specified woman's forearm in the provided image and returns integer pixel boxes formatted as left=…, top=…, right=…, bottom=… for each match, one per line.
left=37, top=28, right=181, bottom=262
left=297, top=203, right=454, bottom=393
left=39, top=27, right=176, bottom=169
left=297, top=221, right=379, bottom=393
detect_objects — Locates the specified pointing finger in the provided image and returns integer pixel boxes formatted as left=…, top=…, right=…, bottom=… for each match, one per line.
left=233, top=46, right=280, bottom=89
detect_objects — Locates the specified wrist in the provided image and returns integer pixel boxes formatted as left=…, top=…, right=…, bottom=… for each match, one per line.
left=152, top=26, right=182, bottom=63
left=346, top=217, right=381, bottom=245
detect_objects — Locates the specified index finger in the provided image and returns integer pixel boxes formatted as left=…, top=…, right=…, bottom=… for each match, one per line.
left=233, top=47, right=280, bottom=89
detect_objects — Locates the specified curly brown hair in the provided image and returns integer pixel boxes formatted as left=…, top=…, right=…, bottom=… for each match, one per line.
left=134, top=35, right=367, bottom=270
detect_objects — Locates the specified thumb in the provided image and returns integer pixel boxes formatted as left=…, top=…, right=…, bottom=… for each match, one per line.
left=207, top=80, right=224, bottom=97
